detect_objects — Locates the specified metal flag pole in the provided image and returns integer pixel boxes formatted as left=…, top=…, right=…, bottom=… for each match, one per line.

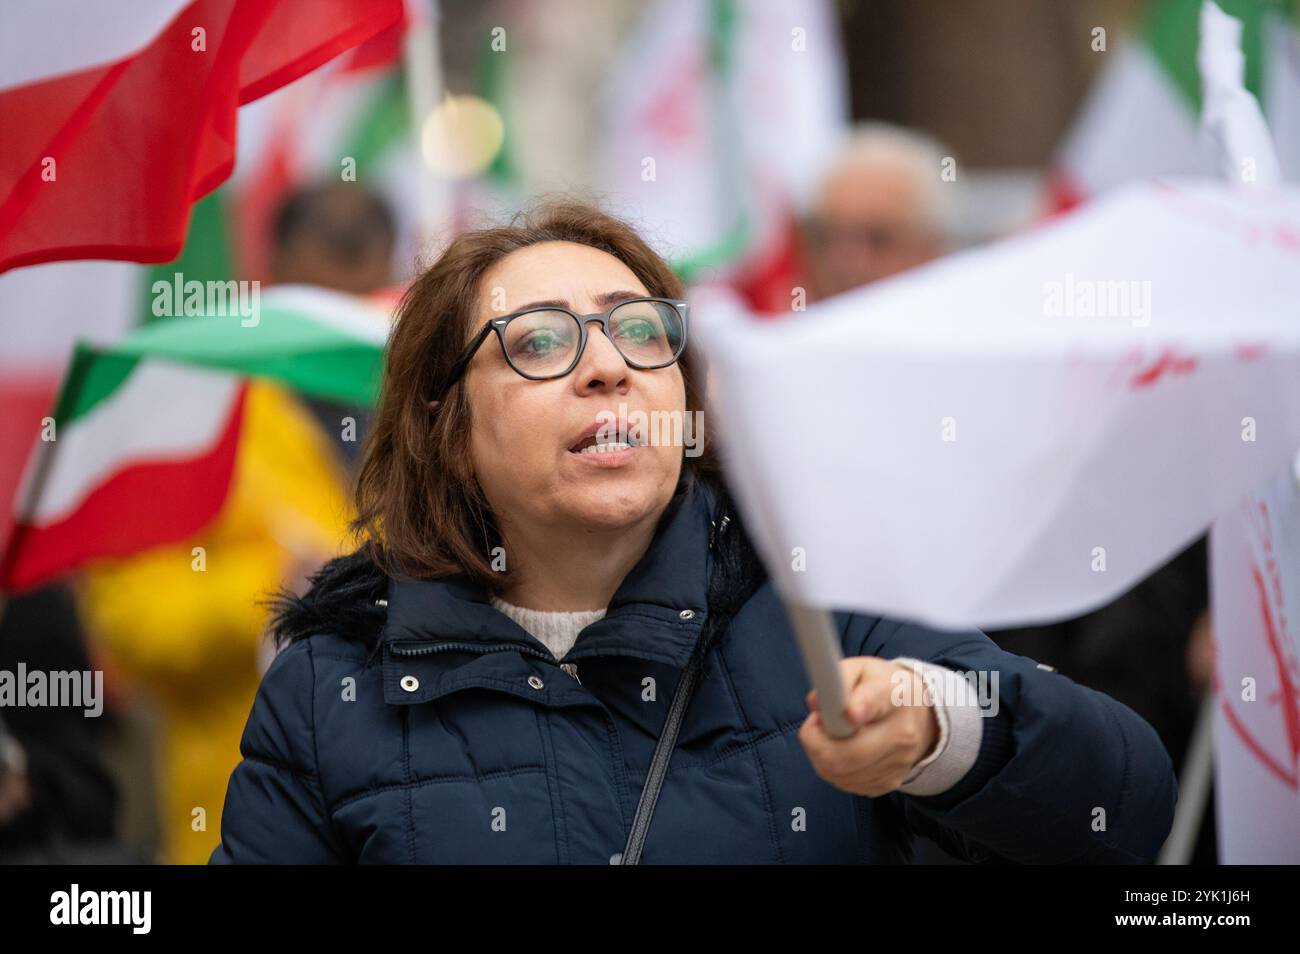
left=1158, top=692, right=1215, bottom=864
left=731, top=423, right=856, bottom=741
left=784, top=601, right=856, bottom=739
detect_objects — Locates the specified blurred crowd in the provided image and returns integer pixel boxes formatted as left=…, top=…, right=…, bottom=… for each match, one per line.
left=0, top=0, right=1219, bottom=865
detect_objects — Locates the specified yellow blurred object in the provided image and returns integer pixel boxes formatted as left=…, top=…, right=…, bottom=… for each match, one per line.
left=79, top=380, right=355, bottom=865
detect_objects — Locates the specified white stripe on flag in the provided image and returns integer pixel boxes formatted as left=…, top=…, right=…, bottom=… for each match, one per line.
left=0, top=260, right=140, bottom=372
left=1264, top=12, right=1300, bottom=181
left=0, top=0, right=191, bottom=91
left=31, top=361, right=240, bottom=525
left=264, top=285, right=391, bottom=345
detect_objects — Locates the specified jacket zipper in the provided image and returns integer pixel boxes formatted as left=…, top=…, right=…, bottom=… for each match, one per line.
left=390, top=640, right=550, bottom=660
left=390, top=640, right=581, bottom=683
left=559, top=662, right=582, bottom=684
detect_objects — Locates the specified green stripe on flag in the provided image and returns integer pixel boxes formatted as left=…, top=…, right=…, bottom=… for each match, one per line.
left=340, top=69, right=411, bottom=179
left=52, top=345, right=140, bottom=424
left=113, top=306, right=384, bottom=406
left=141, top=190, right=235, bottom=327
left=671, top=0, right=755, bottom=283
left=671, top=216, right=753, bottom=284
left=475, top=31, right=521, bottom=185
left=1144, top=0, right=1284, bottom=110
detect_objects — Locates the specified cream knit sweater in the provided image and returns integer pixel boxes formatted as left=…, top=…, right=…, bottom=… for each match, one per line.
left=490, top=596, right=605, bottom=661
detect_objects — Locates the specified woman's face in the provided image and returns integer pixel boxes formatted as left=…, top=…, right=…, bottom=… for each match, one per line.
left=463, top=241, right=687, bottom=541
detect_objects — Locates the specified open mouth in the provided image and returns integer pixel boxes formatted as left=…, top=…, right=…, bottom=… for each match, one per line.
left=566, top=420, right=646, bottom=455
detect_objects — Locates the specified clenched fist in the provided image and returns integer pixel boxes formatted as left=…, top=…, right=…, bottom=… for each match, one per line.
left=799, top=656, right=940, bottom=798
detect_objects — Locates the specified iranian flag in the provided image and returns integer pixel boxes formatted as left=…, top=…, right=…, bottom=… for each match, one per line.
left=0, top=0, right=403, bottom=275
left=1051, top=0, right=1300, bottom=208
left=0, top=286, right=388, bottom=592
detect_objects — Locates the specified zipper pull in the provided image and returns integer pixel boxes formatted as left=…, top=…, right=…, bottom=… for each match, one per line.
left=559, top=662, right=581, bottom=684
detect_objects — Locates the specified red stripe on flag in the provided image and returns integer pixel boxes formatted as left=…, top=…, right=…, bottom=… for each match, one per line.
left=0, top=373, right=63, bottom=558
left=239, top=0, right=405, bottom=103
left=0, top=0, right=402, bottom=276
left=0, top=384, right=249, bottom=593
left=338, top=15, right=408, bottom=74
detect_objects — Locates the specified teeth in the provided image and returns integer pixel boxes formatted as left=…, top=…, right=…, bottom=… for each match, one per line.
left=578, top=442, right=631, bottom=455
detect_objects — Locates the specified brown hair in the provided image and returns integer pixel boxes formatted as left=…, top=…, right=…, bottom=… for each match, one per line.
left=352, top=198, right=721, bottom=590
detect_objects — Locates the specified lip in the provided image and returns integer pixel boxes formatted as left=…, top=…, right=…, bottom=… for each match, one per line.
left=565, top=415, right=644, bottom=469
left=565, top=415, right=645, bottom=453
left=567, top=443, right=640, bottom=468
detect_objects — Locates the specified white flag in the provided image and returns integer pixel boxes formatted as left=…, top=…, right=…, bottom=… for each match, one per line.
left=694, top=178, right=1300, bottom=630
left=1210, top=458, right=1300, bottom=862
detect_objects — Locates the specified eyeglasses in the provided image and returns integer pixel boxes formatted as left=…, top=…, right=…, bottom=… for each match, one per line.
left=430, top=296, right=689, bottom=402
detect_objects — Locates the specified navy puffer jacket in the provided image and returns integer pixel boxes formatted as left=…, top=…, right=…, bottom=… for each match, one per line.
left=211, top=479, right=1176, bottom=864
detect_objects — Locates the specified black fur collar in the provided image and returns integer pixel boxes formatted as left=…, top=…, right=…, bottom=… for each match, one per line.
left=266, top=548, right=389, bottom=657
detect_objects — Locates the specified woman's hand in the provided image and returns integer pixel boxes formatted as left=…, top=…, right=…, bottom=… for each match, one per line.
left=798, top=656, right=940, bottom=797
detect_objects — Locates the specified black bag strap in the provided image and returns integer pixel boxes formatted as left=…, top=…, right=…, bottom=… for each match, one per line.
left=617, top=633, right=707, bottom=865
left=618, top=503, right=765, bottom=865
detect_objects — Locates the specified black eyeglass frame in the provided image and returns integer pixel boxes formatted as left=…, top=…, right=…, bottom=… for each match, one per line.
left=429, top=296, right=690, bottom=402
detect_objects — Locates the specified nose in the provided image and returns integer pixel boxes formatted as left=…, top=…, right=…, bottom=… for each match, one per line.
left=571, top=317, right=629, bottom=395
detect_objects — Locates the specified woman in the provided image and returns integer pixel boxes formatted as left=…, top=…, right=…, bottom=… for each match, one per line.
left=211, top=200, right=1176, bottom=864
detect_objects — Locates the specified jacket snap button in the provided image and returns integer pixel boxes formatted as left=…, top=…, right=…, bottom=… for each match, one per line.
left=678, top=609, right=695, bottom=621
left=527, top=675, right=544, bottom=690
left=400, top=675, right=419, bottom=692
left=609, top=852, right=622, bottom=864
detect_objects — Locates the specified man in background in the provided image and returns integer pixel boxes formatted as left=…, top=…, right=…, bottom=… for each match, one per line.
left=271, top=182, right=396, bottom=470
left=798, top=121, right=955, bottom=302
left=270, top=181, right=397, bottom=296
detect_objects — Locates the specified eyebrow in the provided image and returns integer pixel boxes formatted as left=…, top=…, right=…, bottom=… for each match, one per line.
left=512, top=289, right=645, bottom=312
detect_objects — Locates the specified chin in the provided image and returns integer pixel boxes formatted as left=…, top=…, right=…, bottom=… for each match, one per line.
left=563, top=479, right=669, bottom=530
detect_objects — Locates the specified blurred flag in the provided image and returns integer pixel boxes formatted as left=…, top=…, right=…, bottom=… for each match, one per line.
left=0, top=262, right=140, bottom=554
left=1050, top=0, right=1299, bottom=208
left=0, top=0, right=403, bottom=275
left=597, top=0, right=847, bottom=301
left=1210, top=464, right=1300, bottom=862
left=694, top=178, right=1300, bottom=629
left=1194, top=0, right=1300, bottom=862
left=0, top=286, right=387, bottom=591
left=0, top=2, right=410, bottom=561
